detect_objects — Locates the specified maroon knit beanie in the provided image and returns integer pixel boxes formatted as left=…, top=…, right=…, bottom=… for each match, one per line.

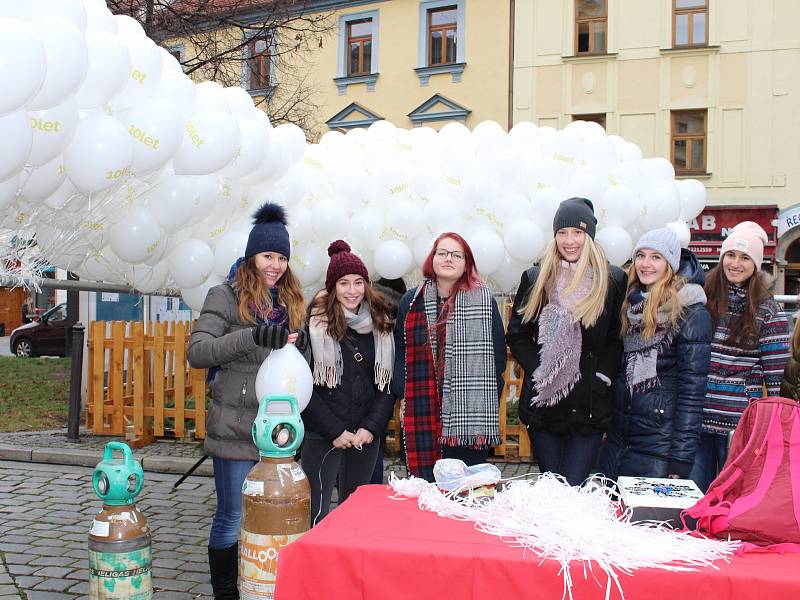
left=325, top=240, right=369, bottom=292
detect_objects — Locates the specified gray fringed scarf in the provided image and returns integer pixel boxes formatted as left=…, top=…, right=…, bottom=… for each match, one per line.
left=531, top=262, right=593, bottom=407
left=623, top=283, right=707, bottom=393
left=309, top=300, right=394, bottom=391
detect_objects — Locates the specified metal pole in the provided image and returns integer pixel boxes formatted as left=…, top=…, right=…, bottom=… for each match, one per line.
left=67, top=323, right=85, bottom=441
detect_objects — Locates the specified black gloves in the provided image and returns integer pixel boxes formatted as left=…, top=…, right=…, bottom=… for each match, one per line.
left=252, top=325, right=289, bottom=349
left=293, top=329, right=308, bottom=352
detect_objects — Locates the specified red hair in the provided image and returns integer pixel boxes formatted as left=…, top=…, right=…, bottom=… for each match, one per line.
left=421, top=232, right=484, bottom=336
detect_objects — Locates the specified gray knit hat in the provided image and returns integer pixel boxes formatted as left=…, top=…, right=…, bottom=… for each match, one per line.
left=633, top=227, right=680, bottom=272
left=552, top=197, right=597, bottom=239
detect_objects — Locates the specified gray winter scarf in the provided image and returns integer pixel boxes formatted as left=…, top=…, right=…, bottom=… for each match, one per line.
left=419, top=280, right=500, bottom=446
left=623, top=283, right=707, bottom=392
left=309, top=300, right=394, bottom=391
left=532, top=261, right=593, bottom=407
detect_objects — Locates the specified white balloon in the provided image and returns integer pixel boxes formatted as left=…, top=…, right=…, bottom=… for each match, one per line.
left=20, top=155, right=67, bottom=201
left=125, top=97, right=183, bottom=174
left=79, top=245, right=126, bottom=282
left=75, top=31, right=130, bottom=108
left=84, top=2, right=117, bottom=33
left=112, top=35, right=162, bottom=110
left=64, top=116, right=133, bottom=194
left=290, top=243, right=327, bottom=288
left=28, top=17, right=88, bottom=111
left=600, top=185, right=639, bottom=228
left=311, top=199, right=349, bottom=241
left=27, top=97, right=79, bottom=166
left=173, top=110, right=241, bottom=176
left=223, top=86, right=259, bottom=121
left=596, top=226, right=633, bottom=267
left=412, top=235, right=435, bottom=268
left=31, top=0, right=86, bottom=32
left=147, top=175, right=196, bottom=232
left=273, top=123, right=306, bottom=166
left=109, top=208, right=162, bottom=264
left=678, top=179, right=707, bottom=221
left=225, top=116, right=271, bottom=179
left=504, top=220, right=545, bottom=263
left=422, top=195, right=463, bottom=236
left=213, top=230, right=249, bottom=277
left=386, top=200, right=425, bottom=240
left=639, top=181, right=681, bottom=230
left=127, top=260, right=170, bottom=294
left=348, top=212, right=384, bottom=252
left=491, top=253, right=526, bottom=294
left=374, top=240, right=413, bottom=280
left=641, top=157, right=676, bottom=183
left=468, top=230, right=504, bottom=276
left=0, top=110, right=32, bottom=180
left=0, top=18, right=46, bottom=115
left=180, top=274, right=224, bottom=312
left=666, top=221, right=692, bottom=249
left=169, top=238, right=214, bottom=288
left=114, top=15, right=145, bottom=38
left=157, top=72, right=196, bottom=118
left=43, top=176, right=81, bottom=211
left=255, top=345, right=313, bottom=411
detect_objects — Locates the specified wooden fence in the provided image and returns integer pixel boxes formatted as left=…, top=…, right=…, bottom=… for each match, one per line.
left=86, top=320, right=533, bottom=461
left=87, top=321, right=207, bottom=440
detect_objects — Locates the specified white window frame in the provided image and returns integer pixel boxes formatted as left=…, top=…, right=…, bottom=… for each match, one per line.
left=334, top=10, right=380, bottom=94
left=241, top=30, right=277, bottom=95
left=415, top=0, right=466, bottom=85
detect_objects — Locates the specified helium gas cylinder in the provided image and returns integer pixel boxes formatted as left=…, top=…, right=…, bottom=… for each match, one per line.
left=239, top=394, right=310, bottom=599
left=89, top=442, right=152, bottom=600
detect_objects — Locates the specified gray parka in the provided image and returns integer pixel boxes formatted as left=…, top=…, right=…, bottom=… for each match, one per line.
left=188, top=282, right=283, bottom=461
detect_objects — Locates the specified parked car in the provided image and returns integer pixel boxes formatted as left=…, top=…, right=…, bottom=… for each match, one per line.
left=10, top=303, right=69, bottom=357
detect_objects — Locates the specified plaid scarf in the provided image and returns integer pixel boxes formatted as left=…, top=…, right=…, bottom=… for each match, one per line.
left=402, top=280, right=500, bottom=480
left=227, top=256, right=288, bottom=327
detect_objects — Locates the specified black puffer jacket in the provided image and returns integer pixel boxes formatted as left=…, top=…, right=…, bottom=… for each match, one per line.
left=506, top=263, right=626, bottom=435
left=599, top=250, right=712, bottom=479
left=302, top=329, right=395, bottom=443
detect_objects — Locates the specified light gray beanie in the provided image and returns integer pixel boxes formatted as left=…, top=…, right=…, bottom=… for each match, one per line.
left=632, top=227, right=681, bottom=272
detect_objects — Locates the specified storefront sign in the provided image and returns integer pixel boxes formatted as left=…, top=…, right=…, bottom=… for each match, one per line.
left=688, top=205, right=778, bottom=264
left=778, top=204, right=800, bottom=238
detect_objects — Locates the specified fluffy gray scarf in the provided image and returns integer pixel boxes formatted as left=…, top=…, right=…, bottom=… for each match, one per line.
left=623, top=283, right=707, bottom=393
left=309, top=300, right=394, bottom=391
left=532, top=262, right=593, bottom=407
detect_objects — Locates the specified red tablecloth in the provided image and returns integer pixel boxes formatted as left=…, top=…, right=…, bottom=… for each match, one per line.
left=275, top=485, right=800, bottom=600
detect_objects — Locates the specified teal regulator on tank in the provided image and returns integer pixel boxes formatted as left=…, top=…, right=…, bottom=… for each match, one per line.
left=92, top=441, right=144, bottom=505
left=252, top=394, right=305, bottom=458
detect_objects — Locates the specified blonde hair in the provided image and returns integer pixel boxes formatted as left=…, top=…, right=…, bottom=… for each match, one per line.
left=235, top=257, right=305, bottom=329
left=620, top=263, right=686, bottom=340
left=519, top=236, right=609, bottom=328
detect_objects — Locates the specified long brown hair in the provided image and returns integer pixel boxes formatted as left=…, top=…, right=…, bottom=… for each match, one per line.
left=620, top=264, right=686, bottom=340
left=704, top=263, right=771, bottom=346
left=307, top=283, right=394, bottom=341
left=235, top=257, right=304, bottom=328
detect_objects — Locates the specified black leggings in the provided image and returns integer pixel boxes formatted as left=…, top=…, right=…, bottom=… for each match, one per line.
left=442, top=444, right=491, bottom=466
left=301, top=432, right=380, bottom=526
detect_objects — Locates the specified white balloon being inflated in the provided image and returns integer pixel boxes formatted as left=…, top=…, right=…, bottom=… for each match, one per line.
left=255, top=344, right=313, bottom=412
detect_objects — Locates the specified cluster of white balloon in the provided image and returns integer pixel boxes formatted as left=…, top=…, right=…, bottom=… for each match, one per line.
left=0, top=0, right=307, bottom=307
left=0, top=1, right=707, bottom=311
left=266, top=119, right=707, bottom=298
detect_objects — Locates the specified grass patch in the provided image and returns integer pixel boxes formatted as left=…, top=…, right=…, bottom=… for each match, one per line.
left=0, top=356, right=71, bottom=432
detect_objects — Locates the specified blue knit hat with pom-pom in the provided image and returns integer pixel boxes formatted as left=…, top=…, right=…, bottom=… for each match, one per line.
left=245, top=203, right=291, bottom=259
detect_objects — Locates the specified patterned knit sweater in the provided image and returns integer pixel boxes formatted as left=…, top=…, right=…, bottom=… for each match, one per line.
left=703, top=284, right=790, bottom=434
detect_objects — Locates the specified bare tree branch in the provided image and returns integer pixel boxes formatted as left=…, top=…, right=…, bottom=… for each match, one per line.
left=108, top=0, right=335, bottom=130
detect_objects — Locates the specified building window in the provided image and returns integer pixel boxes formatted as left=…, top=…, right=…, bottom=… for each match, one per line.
left=673, top=0, right=707, bottom=47
left=574, top=113, right=606, bottom=129
left=247, top=35, right=271, bottom=91
left=671, top=109, right=707, bottom=175
left=575, top=0, right=607, bottom=55
left=427, top=6, right=457, bottom=66
left=346, top=19, right=372, bottom=76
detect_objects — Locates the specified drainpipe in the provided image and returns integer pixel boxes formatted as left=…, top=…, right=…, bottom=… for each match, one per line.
left=508, top=0, right=515, bottom=130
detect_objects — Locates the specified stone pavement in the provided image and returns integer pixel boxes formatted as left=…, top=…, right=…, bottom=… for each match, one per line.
left=0, top=428, right=537, bottom=600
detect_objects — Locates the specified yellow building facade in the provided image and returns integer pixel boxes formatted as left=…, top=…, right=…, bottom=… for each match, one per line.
left=512, top=0, right=800, bottom=290
left=298, top=0, right=511, bottom=136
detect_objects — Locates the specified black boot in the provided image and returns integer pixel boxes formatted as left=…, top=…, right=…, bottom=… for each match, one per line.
left=208, top=544, right=239, bottom=599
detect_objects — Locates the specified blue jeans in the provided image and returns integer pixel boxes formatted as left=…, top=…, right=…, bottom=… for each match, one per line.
left=689, top=432, right=729, bottom=493
left=209, top=457, right=257, bottom=549
left=530, top=428, right=603, bottom=487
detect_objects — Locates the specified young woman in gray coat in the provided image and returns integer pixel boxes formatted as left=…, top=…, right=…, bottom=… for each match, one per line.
left=188, top=203, right=306, bottom=599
